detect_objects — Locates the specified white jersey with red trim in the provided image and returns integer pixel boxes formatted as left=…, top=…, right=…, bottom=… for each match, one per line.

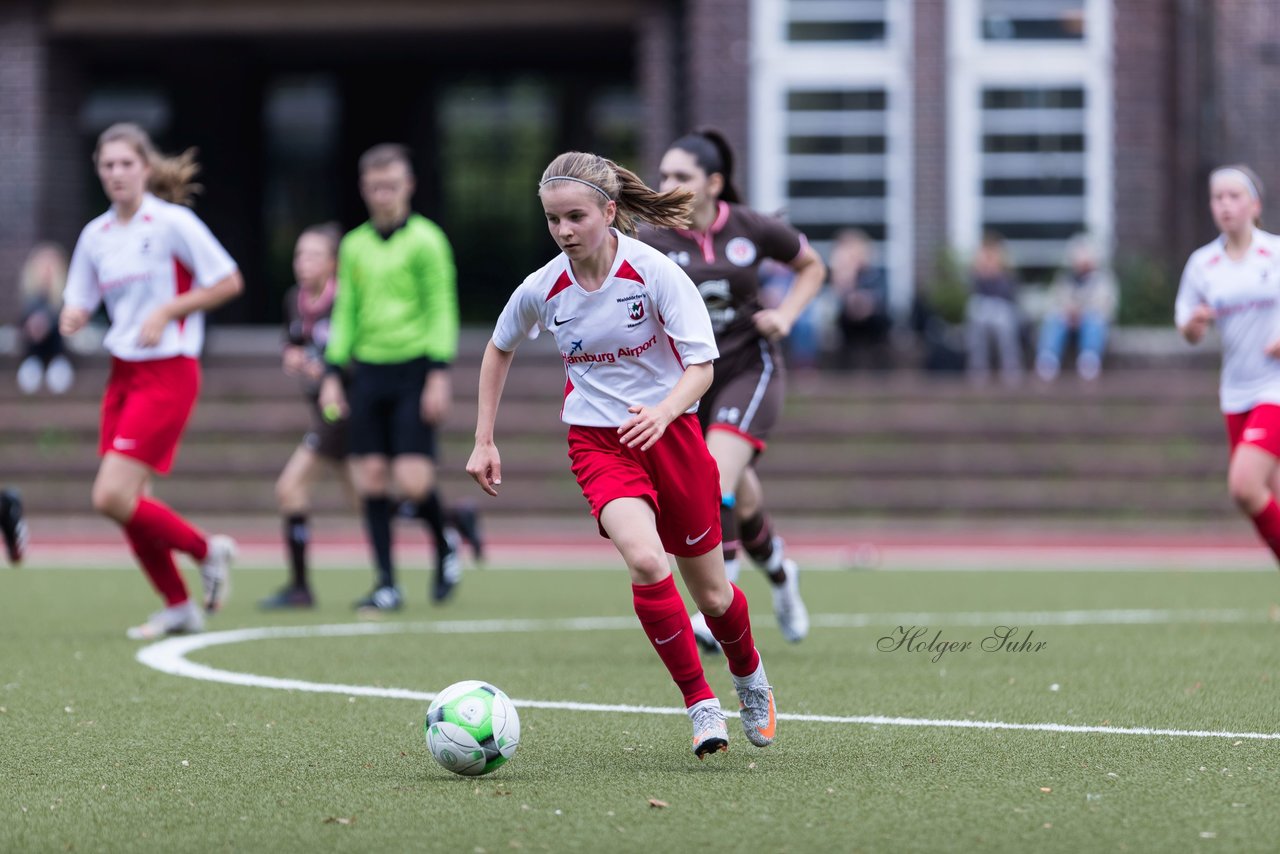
left=1176, top=229, right=1280, bottom=413
left=491, top=230, right=719, bottom=427
left=64, top=193, right=238, bottom=362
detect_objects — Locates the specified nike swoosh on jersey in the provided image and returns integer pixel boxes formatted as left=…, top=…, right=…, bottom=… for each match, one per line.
left=553, top=315, right=577, bottom=326
left=655, top=630, right=684, bottom=645
left=685, top=526, right=713, bottom=546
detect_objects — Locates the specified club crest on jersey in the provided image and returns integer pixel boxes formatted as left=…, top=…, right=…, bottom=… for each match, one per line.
left=628, top=300, right=644, bottom=321
left=726, top=237, right=757, bottom=267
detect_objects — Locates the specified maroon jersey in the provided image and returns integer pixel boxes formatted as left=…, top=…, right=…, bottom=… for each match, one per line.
left=637, top=201, right=804, bottom=361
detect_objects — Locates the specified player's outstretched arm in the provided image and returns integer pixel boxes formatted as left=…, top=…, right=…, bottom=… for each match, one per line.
left=468, top=340, right=517, bottom=496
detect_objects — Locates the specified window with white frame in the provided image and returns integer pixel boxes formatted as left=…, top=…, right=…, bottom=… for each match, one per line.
left=948, top=0, right=1111, bottom=284
left=786, top=0, right=888, bottom=42
left=981, top=0, right=1085, bottom=41
left=980, top=85, right=1088, bottom=280
left=752, top=0, right=912, bottom=314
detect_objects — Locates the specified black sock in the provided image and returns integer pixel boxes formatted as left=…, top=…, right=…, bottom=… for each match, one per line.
left=284, top=513, right=309, bottom=589
left=363, top=496, right=395, bottom=587
left=741, top=510, right=787, bottom=583
left=417, top=491, right=452, bottom=554
left=740, top=510, right=774, bottom=566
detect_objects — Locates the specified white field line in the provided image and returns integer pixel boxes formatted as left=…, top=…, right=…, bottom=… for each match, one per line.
left=17, top=540, right=1276, bottom=571
left=136, top=610, right=1280, bottom=741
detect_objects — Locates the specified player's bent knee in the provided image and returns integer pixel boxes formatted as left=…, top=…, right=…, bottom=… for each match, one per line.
left=1227, top=472, right=1268, bottom=515
left=626, top=550, right=670, bottom=585
left=690, top=585, right=733, bottom=618
left=91, top=483, right=135, bottom=522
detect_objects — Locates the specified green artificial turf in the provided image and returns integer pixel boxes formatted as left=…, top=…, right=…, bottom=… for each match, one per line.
left=2, top=563, right=1278, bottom=853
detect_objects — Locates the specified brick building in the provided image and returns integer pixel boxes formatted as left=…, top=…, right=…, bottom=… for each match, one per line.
left=2, top=0, right=1277, bottom=326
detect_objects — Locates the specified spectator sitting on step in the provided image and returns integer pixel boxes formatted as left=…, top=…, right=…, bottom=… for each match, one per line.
left=1035, top=233, right=1118, bottom=382
left=964, top=231, right=1023, bottom=386
left=829, top=228, right=890, bottom=370
left=15, top=242, right=75, bottom=395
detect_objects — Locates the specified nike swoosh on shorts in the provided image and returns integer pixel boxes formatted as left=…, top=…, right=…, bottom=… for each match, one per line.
left=685, top=526, right=713, bottom=546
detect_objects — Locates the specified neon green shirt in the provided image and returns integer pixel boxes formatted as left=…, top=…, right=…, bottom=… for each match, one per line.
left=325, top=214, right=459, bottom=367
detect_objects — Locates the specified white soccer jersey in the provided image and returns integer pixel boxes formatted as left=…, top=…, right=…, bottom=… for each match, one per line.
left=64, top=193, right=238, bottom=361
left=492, top=231, right=719, bottom=427
left=1176, top=229, right=1280, bottom=413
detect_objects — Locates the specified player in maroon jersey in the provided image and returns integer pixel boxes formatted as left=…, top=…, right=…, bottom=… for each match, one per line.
left=639, top=129, right=826, bottom=648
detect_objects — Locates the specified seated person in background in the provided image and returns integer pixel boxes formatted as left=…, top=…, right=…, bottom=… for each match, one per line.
left=829, top=229, right=890, bottom=370
left=16, top=243, right=74, bottom=395
left=964, top=232, right=1023, bottom=386
left=1035, top=234, right=1118, bottom=382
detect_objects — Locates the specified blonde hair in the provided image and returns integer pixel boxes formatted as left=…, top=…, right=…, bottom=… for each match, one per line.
left=539, top=151, right=692, bottom=236
left=20, top=242, right=68, bottom=302
left=94, top=122, right=202, bottom=206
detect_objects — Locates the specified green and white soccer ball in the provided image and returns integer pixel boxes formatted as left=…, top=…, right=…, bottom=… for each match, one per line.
left=425, top=680, right=521, bottom=776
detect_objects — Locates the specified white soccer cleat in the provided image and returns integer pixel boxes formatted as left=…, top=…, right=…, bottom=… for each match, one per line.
left=772, top=558, right=810, bottom=643
left=126, top=601, right=204, bottom=640
left=688, top=698, right=729, bottom=758
left=688, top=609, right=721, bottom=654
left=732, top=659, right=777, bottom=748
left=199, top=534, right=236, bottom=614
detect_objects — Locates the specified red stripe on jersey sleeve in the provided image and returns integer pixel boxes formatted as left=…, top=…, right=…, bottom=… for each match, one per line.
left=545, top=270, right=573, bottom=301
left=615, top=260, right=645, bottom=285
left=173, top=258, right=194, bottom=331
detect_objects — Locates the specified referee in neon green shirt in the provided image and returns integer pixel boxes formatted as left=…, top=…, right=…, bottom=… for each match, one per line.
left=320, top=143, right=468, bottom=610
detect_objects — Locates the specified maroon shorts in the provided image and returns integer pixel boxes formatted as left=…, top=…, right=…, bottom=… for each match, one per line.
left=99, top=356, right=200, bottom=475
left=1224, top=404, right=1280, bottom=457
left=568, top=413, right=723, bottom=557
left=698, top=339, right=784, bottom=453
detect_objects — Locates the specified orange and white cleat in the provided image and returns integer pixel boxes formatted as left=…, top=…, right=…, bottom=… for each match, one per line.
left=732, top=659, right=777, bottom=747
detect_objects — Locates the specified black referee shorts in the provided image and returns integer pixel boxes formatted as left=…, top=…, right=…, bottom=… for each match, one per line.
left=346, top=357, right=439, bottom=459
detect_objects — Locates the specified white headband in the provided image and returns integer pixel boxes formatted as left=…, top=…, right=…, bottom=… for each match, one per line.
left=539, top=175, right=611, bottom=200
left=1211, top=168, right=1261, bottom=201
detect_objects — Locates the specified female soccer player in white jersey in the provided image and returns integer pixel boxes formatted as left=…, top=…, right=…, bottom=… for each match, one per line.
left=59, top=123, right=242, bottom=639
left=1176, top=164, right=1280, bottom=565
left=466, top=151, right=777, bottom=758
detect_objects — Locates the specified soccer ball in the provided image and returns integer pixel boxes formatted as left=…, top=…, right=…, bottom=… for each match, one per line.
left=424, top=680, right=520, bottom=776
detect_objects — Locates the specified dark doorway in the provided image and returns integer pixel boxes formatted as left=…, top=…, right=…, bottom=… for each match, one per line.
left=64, top=29, right=642, bottom=325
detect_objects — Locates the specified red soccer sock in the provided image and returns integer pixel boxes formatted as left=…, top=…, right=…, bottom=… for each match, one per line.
left=1250, top=498, right=1280, bottom=565
left=129, top=497, right=208, bottom=561
left=703, top=583, right=761, bottom=678
left=122, top=523, right=189, bottom=606
left=632, top=574, right=714, bottom=708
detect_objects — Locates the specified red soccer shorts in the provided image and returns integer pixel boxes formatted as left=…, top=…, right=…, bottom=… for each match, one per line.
left=1225, top=404, right=1280, bottom=458
left=100, top=356, right=201, bottom=475
left=568, top=413, right=723, bottom=557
